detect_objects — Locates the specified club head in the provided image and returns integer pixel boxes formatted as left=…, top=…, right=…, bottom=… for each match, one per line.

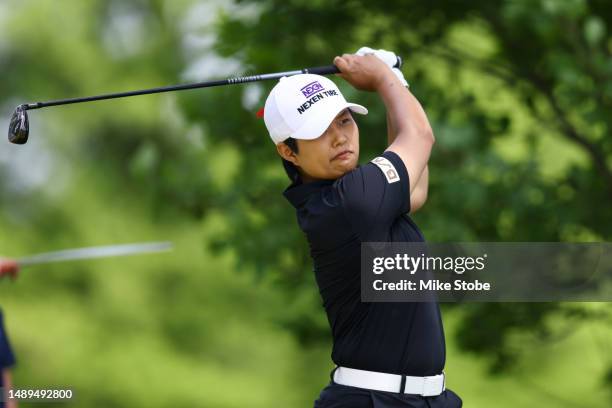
left=8, top=105, right=29, bottom=144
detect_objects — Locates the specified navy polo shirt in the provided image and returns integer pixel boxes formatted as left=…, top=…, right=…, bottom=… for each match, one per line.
left=284, top=150, right=445, bottom=376
left=0, top=309, right=16, bottom=389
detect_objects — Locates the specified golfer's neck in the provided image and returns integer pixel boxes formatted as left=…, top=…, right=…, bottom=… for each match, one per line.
left=300, top=173, right=318, bottom=184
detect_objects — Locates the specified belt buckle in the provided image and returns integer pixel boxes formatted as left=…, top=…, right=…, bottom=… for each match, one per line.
left=421, top=373, right=444, bottom=397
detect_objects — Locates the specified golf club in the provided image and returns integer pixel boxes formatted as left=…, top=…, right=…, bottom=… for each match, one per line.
left=8, top=57, right=402, bottom=145
left=15, top=241, right=173, bottom=267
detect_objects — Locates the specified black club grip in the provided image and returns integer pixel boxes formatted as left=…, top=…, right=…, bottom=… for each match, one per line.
left=304, top=65, right=341, bottom=75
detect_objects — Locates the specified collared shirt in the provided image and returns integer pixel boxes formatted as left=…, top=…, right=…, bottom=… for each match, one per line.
left=284, top=151, right=445, bottom=376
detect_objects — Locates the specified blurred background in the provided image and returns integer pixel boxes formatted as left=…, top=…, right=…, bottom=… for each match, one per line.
left=1, top=0, right=611, bottom=406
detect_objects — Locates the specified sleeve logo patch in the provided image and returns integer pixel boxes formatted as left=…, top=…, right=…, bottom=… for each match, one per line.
left=371, top=156, right=400, bottom=184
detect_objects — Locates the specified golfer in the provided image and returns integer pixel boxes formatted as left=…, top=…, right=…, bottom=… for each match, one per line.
left=263, top=50, right=462, bottom=407
left=0, top=259, right=19, bottom=408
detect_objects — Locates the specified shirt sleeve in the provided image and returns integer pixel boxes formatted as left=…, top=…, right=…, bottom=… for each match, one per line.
left=333, top=150, right=410, bottom=239
left=0, top=311, right=16, bottom=368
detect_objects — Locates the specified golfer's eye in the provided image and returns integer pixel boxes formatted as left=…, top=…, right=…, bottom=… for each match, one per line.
left=340, top=117, right=352, bottom=125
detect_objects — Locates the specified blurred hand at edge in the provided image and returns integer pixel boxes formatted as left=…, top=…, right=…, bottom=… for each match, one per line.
left=0, top=259, right=19, bottom=280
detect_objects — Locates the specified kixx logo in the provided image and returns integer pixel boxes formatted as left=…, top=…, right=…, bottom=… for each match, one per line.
left=297, top=81, right=339, bottom=115
left=371, top=157, right=400, bottom=184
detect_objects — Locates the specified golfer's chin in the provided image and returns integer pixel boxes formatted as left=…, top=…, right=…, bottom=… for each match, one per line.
left=330, top=159, right=358, bottom=178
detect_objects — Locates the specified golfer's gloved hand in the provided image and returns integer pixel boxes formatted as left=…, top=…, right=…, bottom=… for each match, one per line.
left=355, top=46, right=409, bottom=88
left=0, top=259, right=19, bottom=280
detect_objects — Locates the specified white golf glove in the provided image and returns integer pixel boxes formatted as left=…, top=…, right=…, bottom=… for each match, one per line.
left=355, top=46, right=409, bottom=88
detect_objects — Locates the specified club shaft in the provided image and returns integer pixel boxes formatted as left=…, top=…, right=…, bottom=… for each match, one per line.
left=24, top=65, right=343, bottom=110
left=17, top=242, right=173, bottom=266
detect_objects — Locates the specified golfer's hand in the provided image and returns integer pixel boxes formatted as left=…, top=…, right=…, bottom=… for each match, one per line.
left=0, top=259, right=19, bottom=280
left=333, top=53, right=395, bottom=92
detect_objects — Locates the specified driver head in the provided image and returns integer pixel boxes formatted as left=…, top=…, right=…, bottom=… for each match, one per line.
left=8, top=105, right=29, bottom=144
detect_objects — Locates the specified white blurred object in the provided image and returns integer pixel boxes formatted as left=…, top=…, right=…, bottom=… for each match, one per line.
left=17, top=242, right=173, bottom=267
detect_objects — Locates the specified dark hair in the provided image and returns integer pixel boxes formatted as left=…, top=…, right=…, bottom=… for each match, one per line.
left=285, top=137, right=299, bottom=154
left=282, top=137, right=301, bottom=183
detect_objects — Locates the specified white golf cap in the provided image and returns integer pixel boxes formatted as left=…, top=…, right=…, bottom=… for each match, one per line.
left=264, top=74, right=368, bottom=144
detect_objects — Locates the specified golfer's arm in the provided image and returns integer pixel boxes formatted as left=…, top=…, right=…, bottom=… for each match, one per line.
left=387, top=112, right=429, bottom=186
left=409, top=166, right=428, bottom=213
left=380, top=74, right=434, bottom=194
left=386, top=111, right=395, bottom=146
left=386, top=112, right=429, bottom=212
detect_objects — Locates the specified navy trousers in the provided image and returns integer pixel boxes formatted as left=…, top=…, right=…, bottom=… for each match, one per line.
left=314, top=382, right=462, bottom=408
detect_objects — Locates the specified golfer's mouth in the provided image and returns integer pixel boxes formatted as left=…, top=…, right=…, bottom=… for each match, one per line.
left=331, top=150, right=353, bottom=161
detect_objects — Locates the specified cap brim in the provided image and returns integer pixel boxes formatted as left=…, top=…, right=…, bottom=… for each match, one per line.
left=291, top=102, right=368, bottom=141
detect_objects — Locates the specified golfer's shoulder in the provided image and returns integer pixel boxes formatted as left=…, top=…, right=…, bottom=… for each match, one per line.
left=331, top=151, right=408, bottom=207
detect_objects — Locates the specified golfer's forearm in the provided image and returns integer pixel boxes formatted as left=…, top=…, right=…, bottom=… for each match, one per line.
left=376, top=74, right=434, bottom=144
left=377, top=73, right=434, bottom=192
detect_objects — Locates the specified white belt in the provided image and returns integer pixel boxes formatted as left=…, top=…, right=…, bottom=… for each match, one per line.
left=333, top=366, right=445, bottom=397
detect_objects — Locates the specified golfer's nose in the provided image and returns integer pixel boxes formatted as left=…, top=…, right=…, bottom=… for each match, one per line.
left=331, top=127, right=348, bottom=147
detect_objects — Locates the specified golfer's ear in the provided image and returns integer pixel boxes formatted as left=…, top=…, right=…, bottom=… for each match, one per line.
left=276, top=143, right=298, bottom=165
